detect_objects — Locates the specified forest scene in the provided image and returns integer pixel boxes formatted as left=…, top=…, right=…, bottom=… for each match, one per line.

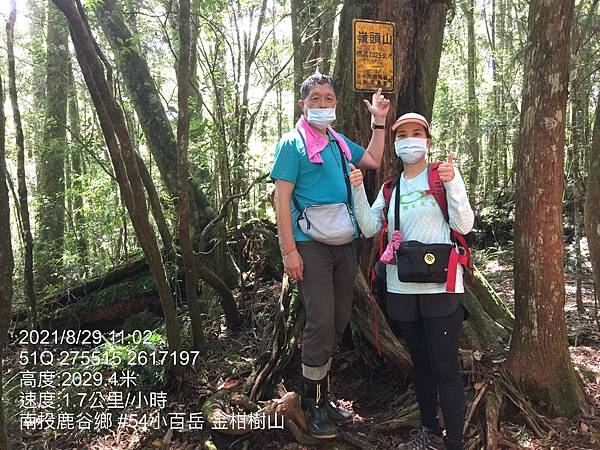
left=1, top=0, right=600, bottom=449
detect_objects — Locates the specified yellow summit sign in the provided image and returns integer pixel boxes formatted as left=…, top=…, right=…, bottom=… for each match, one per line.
left=353, top=19, right=395, bottom=92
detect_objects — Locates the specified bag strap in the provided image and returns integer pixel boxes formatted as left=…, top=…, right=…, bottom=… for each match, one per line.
left=293, top=130, right=352, bottom=212
left=425, top=162, right=449, bottom=222
left=394, top=173, right=401, bottom=231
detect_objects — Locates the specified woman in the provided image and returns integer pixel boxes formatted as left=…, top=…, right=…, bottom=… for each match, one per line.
left=349, top=113, right=474, bottom=450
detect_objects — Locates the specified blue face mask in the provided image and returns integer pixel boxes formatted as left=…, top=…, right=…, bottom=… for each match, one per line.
left=307, top=108, right=336, bottom=129
left=395, top=137, right=428, bottom=163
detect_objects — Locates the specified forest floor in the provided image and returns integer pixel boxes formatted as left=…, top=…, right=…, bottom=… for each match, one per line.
left=4, top=246, right=600, bottom=450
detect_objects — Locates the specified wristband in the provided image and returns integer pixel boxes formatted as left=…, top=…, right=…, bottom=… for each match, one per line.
left=371, top=123, right=385, bottom=130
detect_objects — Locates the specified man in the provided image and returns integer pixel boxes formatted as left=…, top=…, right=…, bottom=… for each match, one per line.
left=270, top=73, right=390, bottom=438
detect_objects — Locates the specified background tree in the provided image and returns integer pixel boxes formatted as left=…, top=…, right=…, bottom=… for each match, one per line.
left=0, top=72, right=14, bottom=450
left=36, top=0, right=69, bottom=289
left=7, top=0, right=37, bottom=328
left=508, top=0, right=589, bottom=415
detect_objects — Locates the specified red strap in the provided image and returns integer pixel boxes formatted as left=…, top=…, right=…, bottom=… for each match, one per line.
left=426, top=162, right=449, bottom=222
left=446, top=248, right=470, bottom=292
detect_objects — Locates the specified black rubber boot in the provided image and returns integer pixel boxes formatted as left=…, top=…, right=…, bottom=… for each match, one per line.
left=323, top=373, right=353, bottom=423
left=397, top=426, right=443, bottom=450
left=302, top=377, right=337, bottom=439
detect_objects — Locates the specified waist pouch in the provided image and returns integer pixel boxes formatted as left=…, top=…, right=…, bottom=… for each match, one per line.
left=297, top=202, right=356, bottom=245
left=395, top=240, right=452, bottom=283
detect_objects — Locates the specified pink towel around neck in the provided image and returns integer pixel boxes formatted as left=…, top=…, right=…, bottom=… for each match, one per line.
left=296, top=115, right=352, bottom=164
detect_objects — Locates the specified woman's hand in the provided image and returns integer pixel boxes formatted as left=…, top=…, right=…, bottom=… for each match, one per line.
left=348, top=163, right=363, bottom=187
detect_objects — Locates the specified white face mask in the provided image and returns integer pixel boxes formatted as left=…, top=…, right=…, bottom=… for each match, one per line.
left=307, top=108, right=336, bottom=129
left=395, top=137, right=428, bottom=163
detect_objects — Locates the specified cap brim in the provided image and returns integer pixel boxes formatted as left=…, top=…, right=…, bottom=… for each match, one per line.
left=391, top=118, right=430, bottom=132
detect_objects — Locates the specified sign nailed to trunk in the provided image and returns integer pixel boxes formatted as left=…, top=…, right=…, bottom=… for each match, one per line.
left=353, top=19, right=395, bottom=92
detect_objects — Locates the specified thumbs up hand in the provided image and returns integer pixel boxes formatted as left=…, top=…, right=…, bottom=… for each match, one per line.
left=348, top=163, right=364, bottom=187
left=438, top=153, right=455, bottom=182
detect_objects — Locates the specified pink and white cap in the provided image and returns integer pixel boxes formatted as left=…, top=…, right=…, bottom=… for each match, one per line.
left=391, top=112, right=430, bottom=136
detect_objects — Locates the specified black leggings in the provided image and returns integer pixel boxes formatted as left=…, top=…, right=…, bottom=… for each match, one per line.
left=392, top=305, right=465, bottom=446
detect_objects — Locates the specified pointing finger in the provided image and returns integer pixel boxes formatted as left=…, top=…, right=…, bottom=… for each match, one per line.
left=349, top=163, right=356, bottom=171
left=448, top=153, right=454, bottom=164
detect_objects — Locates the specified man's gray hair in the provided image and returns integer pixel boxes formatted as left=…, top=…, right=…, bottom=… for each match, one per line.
left=300, top=72, right=339, bottom=100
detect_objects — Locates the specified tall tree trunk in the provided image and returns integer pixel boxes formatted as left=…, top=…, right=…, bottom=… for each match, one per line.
left=52, top=0, right=183, bottom=357
left=177, top=0, right=205, bottom=351
left=585, top=94, right=600, bottom=319
left=507, top=0, right=589, bottom=415
left=67, top=59, right=88, bottom=272
left=37, top=0, right=69, bottom=288
left=571, top=90, right=586, bottom=314
left=7, top=0, right=37, bottom=328
left=462, top=0, right=480, bottom=200
left=0, top=72, right=14, bottom=450
left=95, top=0, right=238, bottom=287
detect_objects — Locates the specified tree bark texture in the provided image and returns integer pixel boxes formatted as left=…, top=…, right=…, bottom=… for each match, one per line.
left=508, top=0, right=589, bottom=415
left=52, top=0, right=182, bottom=354
left=37, top=0, right=69, bottom=287
left=7, top=0, right=37, bottom=328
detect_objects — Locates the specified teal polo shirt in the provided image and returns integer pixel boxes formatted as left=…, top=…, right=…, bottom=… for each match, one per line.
left=270, top=129, right=366, bottom=241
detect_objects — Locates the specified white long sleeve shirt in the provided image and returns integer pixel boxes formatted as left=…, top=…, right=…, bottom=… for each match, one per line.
left=353, top=166, right=474, bottom=294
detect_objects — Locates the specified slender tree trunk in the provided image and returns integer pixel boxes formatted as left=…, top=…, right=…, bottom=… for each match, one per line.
left=52, top=0, right=183, bottom=356
left=571, top=90, right=586, bottom=313
left=37, top=0, right=69, bottom=288
left=177, top=0, right=205, bottom=351
left=462, top=0, right=480, bottom=200
left=508, top=0, right=589, bottom=415
left=7, top=0, right=37, bottom=328
left=67, top=60, right=88, bottom=272
left=0, top=72, right=14, bottom=450
left=585, top=94, right=600, bottom=318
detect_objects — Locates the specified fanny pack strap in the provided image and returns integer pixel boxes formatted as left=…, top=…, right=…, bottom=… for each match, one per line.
left=292, top=130, right=352, bottom=213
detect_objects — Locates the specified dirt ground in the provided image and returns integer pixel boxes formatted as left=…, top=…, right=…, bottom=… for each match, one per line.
left=5, top=248, right=600, bottom=450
